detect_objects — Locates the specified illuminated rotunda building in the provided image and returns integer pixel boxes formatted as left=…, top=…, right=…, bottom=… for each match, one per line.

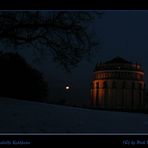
left=91, top=57, right=145, bottom=110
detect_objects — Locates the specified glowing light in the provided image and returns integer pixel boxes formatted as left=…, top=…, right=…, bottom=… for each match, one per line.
left=65, top=86, right=70, bottom=90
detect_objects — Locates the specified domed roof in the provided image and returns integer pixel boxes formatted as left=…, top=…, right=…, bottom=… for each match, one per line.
left=105, top=57, right=130, bottom=64
left=94, top=57, right=143, bottom=72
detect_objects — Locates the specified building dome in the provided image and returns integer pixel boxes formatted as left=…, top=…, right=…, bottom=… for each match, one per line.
left=91, top=57, right=144, bottom=111
left=105, top=56, right=130, bottom=64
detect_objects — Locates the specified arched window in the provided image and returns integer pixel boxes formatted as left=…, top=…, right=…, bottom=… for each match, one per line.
left=100, top=73, right=103, bottom=78
left=112, top=81, right=116, bottom=89
left=98, top=74, right=100, bottom=79
left=103, top=81, right=107, bottom=88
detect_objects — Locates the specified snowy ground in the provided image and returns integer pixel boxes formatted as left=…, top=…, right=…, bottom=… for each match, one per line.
left=0, top=97, right=148, bottom=133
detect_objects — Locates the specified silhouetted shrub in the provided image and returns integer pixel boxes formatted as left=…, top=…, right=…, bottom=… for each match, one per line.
left=0, top=52, right=48, bottom=102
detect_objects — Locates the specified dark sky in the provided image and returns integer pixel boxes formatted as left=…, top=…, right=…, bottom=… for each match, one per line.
left=15, top=11, right=148, bottom=105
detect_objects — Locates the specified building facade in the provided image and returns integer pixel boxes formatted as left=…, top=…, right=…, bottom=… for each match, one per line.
left=91, top=57, right=145, bottom=110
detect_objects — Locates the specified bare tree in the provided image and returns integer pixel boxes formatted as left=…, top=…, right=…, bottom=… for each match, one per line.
left=0, top=11, right=102, bottom=71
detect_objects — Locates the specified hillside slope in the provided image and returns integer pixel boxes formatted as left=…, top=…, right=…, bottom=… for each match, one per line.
left=0, top=97, right=148, bottom=133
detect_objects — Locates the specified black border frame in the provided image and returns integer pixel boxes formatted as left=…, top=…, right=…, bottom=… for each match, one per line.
left=0, top=0, right=148, bottom=147
left=0, top=0, right=147, bottom=10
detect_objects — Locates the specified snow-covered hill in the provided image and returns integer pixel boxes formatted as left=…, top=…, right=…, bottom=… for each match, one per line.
left=0, top=97, right=148, bottom=133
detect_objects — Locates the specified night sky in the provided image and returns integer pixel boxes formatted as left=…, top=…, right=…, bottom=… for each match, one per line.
left=5, top=10, right=148, bottom=105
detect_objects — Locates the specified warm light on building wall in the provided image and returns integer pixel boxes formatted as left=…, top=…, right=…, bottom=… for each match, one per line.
left=91, top=57, right=145, bottom=111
